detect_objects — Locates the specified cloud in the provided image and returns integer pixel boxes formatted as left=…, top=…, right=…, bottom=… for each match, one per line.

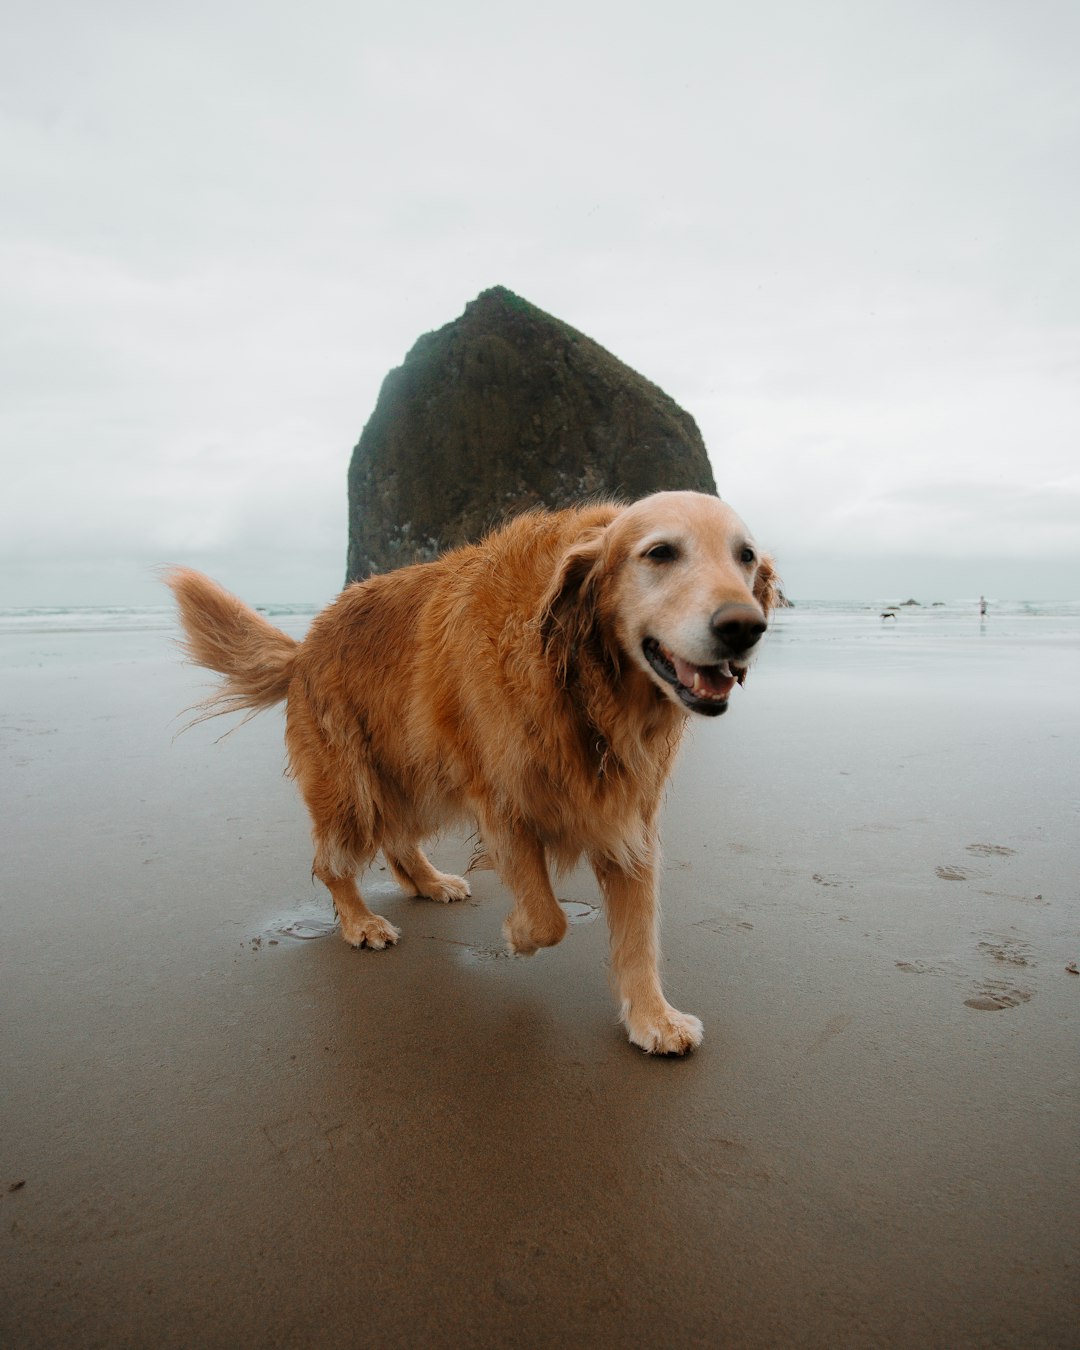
left=1, top=0, right=1078, bottom=604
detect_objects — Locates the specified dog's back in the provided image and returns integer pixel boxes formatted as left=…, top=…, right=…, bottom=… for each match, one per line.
left=284, top=502, right=625, bottom=839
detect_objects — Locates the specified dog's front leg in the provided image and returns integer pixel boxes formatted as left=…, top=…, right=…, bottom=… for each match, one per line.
left=593, top=852, right=703, bottom=1056
left=484, top=825, right=568, bottom=956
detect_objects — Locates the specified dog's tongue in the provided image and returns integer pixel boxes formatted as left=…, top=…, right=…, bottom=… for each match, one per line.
left=670, top=654, right=736, bottom=699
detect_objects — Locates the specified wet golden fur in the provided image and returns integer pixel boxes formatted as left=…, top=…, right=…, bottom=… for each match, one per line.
left=167, top=490, right=778, bottom=1054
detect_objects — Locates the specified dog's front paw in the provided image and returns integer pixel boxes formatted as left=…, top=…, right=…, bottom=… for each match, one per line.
left=624, top=1003, right=704, bottom=1056
left=339, top=914, right=400, bottom=950
left=502, top=906, right=568, bottom=957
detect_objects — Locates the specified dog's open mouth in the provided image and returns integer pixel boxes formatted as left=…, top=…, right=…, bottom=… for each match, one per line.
left=642, top=638, right=742, bottom=716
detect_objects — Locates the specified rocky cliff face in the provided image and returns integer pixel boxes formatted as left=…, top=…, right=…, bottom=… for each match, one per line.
left=345, top=286, right=717, bottom=581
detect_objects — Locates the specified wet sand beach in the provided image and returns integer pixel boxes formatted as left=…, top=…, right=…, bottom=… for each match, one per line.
left=2, top=604, right=1078, bottom=1348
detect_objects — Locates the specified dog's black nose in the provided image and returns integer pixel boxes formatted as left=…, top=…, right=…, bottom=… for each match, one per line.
left=710, top=604, right=767, bottom=654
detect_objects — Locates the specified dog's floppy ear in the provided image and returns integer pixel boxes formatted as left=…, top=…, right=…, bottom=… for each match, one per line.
left=539, top=528, right=607, bottom=683
left=753, top=554, right=782, bottom=618
left=736, top=554, right=782, bottom=688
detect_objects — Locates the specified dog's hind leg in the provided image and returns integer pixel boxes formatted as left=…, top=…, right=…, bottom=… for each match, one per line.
left=385, top=845, right=471, bottom=904
left=310, top=822, right=399, bottom=950
left=592, top=851, right=703, bottom=1056
left=481, top=825, right=568, bottom=956
left=294, top=769, right=400, bottom=949
left=286, top=699, right=400, bottom=950
left=316, top=867, right=400, bottom=950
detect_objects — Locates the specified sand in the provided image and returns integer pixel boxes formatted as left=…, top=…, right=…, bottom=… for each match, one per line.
left=1, top=606, right=1078, bottom=1348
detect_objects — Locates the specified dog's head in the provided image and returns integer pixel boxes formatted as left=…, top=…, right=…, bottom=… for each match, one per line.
left=542, top=491, right=779, bottom=718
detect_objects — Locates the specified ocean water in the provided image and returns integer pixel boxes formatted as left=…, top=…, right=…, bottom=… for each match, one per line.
left=769, top=597, right=1080, bottom=650
left=756, top=599, right=1080, bottom=705
left=0, top=602, right=320, bottom=635
left=0, top=603, right=320, bottom=668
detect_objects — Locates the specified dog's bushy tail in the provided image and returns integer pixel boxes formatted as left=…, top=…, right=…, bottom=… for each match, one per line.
left=164, top=566, right=298, bottom=723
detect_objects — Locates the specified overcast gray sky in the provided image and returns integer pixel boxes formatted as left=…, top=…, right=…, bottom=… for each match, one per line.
left=2, top=0, right=1078, bottom=605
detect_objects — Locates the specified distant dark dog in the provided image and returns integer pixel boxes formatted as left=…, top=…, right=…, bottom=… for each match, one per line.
left=167, top=491, right=777, bottom=1054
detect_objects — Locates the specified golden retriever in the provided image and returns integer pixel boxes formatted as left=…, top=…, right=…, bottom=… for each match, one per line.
left=166, top=490, right=778, bottom=1054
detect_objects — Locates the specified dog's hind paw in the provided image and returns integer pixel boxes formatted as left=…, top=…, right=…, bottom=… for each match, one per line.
left=625, top=1004, right=704, bottom=1056
left=422, top=873, right=471, bottom=903
left=339, top=914, right=400, bottom=950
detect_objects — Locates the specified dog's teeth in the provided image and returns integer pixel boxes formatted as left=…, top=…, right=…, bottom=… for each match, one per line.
left=692, top=672, right=703, bottom=693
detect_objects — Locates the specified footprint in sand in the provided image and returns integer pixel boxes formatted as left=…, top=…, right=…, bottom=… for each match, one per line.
left=977, top=889, right=1048, bottom=907
left=896, top=959, right=952, bottom=977
left=936, top=865, right=970, bottom=881
left=964, top=983, right=1033, bottom=1011
left=963, top=932, right=1036, bottom=1008
left=462, top=943, right=513, bottom=963
left=977, top=938, right=1034, bottom=968
left=966, top=843, right=1017, bottom=858
left=694, top=916, right=755, bottom=936
left=266, top=916, right=338, bottom=941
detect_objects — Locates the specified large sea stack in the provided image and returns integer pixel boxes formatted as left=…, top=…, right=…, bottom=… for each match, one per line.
left=345, top=286, right=718, bottom=582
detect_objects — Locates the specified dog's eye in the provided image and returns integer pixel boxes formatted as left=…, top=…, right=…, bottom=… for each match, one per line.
left=644, top=543, right=678, bottom=563
left=739, top=546, right=756, bottom=566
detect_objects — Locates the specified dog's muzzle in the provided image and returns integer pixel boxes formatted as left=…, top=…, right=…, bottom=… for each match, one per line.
left=643, top=605, right=766, bottom=717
